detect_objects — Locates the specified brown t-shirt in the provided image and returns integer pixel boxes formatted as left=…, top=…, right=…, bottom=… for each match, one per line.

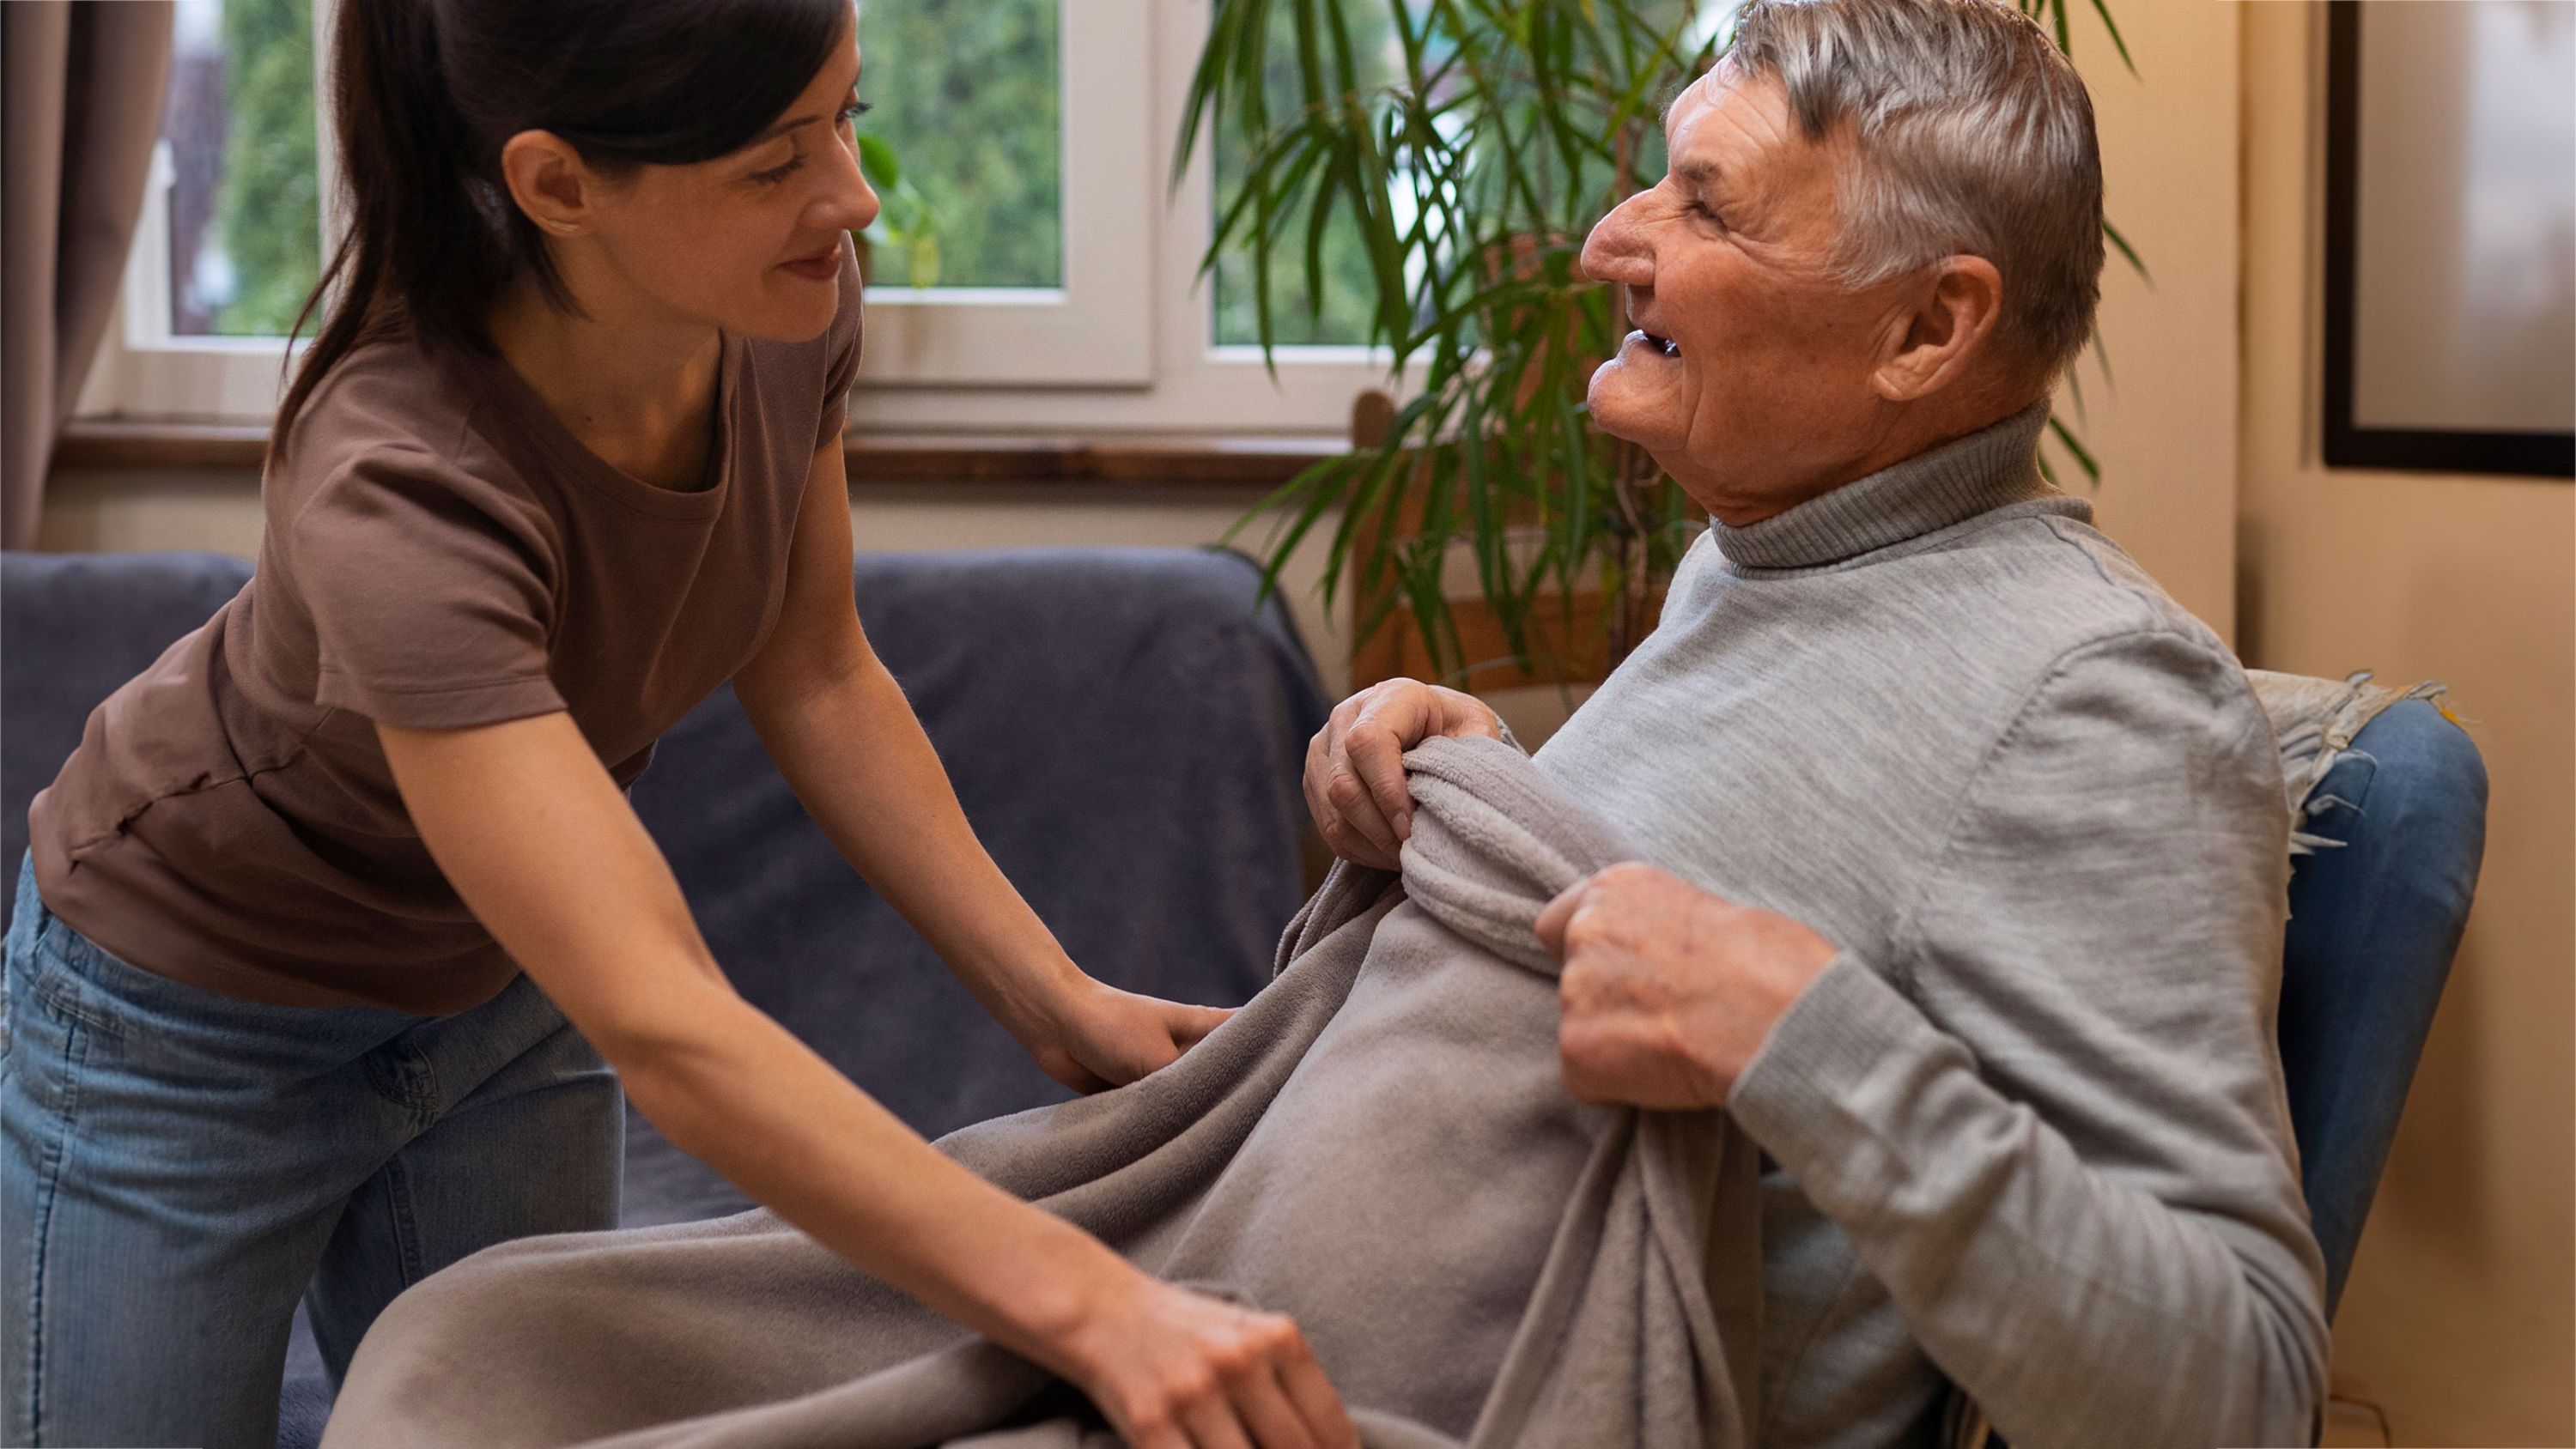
left=27, top=244, right=864, bottom=1014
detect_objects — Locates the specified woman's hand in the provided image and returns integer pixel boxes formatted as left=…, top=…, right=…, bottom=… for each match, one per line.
left=1305, top=679, right=1505, bottom=870
left=1024, top=976, right=1233, bottom=1094
left=1056, top=1270, right=1358, bottom=1449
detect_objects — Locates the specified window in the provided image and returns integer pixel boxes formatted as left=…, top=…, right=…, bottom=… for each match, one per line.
left=855, top=0, right=1063, bottom=290
left=81, top=0, right=1402, bottom=433
left=162, top=0, right=322, bottom=336
left=78, top=0, right=328, bottom=419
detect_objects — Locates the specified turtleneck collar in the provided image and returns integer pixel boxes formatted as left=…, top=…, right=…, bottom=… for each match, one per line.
left=1710, top=400, right=2072, bottom=572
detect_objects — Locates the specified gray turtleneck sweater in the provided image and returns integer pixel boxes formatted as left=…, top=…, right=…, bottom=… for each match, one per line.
left=1532, top=403, right=2329, bottom=1449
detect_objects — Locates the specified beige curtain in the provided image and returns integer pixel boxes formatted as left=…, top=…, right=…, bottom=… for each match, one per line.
left=3, top=1, right=175, bottom=549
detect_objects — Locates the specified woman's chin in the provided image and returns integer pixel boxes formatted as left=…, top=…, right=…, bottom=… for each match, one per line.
left=729, top=291, right=840, bottom=345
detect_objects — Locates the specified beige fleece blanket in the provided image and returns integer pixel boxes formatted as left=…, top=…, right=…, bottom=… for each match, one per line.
left=322, top=736, right=1762, bottom=1448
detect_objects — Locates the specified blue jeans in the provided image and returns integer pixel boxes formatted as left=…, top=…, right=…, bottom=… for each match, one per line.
left=1, top=859, right=622, bottom=1448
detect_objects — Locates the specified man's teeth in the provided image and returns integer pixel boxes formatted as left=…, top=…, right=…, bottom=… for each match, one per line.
left=1639, top=330, right=1680, bottom=357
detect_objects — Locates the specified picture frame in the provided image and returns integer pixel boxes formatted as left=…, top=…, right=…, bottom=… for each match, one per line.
left=2320, top=0, right=2574, bottom=479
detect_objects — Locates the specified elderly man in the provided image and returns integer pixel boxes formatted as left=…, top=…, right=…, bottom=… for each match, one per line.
left=1306, top=1, right=2330, bottom=1446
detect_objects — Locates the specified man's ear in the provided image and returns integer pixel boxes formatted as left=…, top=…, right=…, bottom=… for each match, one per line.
left=1870, top=254, right=2004, bottom=403
left=499, top=130, right=596, bottom=238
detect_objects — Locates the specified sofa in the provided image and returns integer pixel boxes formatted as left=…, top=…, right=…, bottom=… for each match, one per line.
left=0, top=545, right=1332, bottom=1449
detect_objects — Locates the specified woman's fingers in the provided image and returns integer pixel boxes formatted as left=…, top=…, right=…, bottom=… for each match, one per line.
left=1267, top=1325, right=1358, bottom=1449
left=1179, top=1396, right=1258, bottom=1449
left=1169, top=1003, right=1234, bottom=1051
left=1225, top=1366, right=1319, bottom=1449
left=1074, top=1282, right=1352, bottom=1449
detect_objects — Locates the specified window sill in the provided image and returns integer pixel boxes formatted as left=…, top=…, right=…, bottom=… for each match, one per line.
left=50, top=421, right=1346, bottom=489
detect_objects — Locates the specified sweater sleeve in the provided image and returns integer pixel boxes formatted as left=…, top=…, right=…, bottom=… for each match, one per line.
left=1726, top=629, right=2330, bottom=1449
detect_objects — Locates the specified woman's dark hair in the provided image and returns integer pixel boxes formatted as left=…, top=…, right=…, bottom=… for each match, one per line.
left=271, top=0, right=851, bottom=455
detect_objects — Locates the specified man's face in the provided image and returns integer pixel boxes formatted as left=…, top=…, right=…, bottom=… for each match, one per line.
left=1581, top=67, right=1910, bottom=523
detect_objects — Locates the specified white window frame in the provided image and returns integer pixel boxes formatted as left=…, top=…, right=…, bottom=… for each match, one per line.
left=79, top=0, right=1407, bottom=434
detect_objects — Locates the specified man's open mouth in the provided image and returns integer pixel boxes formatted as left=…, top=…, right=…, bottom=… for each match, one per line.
left=1636, top=330, right=1680, bottom=358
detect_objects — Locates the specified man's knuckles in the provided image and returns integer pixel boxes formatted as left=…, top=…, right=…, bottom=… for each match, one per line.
left=1321, top=768, right=1371, bottom=811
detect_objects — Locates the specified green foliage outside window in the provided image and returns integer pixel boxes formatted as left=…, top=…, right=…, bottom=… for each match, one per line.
left=854, top=0, right=1062, bottom=288
left=211, top=0, right=320, bottom=336
left=1208, top=8, right=1399, bottom=345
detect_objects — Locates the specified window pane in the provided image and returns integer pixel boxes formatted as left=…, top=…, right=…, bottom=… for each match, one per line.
left=855, top=0, right=1063, bottom=289
left=1209, top=10, right=1400, bottom=347
left=162, top=0, right=321, bottom=337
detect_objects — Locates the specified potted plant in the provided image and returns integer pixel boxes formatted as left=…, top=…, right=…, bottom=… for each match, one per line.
left=1183, top=0, right=2136, bottom=688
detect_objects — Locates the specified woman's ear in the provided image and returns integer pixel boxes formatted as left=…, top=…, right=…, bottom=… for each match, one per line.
left=1870, top=254, right=2005, bottom=403
left=499, top=130, right=595, bottom=238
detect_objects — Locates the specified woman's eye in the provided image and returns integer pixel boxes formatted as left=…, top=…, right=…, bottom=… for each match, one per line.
left=841, top=100, right=872, bottom=128
left=750, top=155, right=804, bottom=186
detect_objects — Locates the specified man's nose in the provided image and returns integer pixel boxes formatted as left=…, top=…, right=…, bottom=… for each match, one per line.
left=1579, top=192, right=1653, bottom=288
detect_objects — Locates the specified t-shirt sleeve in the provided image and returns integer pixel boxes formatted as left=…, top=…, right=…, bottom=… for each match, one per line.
left=814, top=239, right=865, bottom=450
left=291, top=446, right=567, bottom=730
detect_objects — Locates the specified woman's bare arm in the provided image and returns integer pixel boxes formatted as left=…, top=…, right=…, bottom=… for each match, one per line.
left=732, top=440, right=1226, bottom=1090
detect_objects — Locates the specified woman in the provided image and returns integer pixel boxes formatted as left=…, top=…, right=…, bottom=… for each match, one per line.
left=0, top=3, right=1353, bottom=1447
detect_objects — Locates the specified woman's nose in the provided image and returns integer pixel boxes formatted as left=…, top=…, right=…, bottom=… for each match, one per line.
left=1579, top=192, right=1653, bottom=288
left=815, top=135, right=881, bottom=235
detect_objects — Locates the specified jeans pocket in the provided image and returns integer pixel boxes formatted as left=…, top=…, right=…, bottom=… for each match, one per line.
left=21, top=925, right=130, bottom=1044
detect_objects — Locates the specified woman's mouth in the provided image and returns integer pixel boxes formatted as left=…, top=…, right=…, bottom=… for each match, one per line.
left=779, top=246, right=841, bottom=282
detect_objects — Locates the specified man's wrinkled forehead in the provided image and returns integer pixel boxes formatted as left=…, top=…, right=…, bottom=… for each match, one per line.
left=1659, top=64, right=1761, bottom=185
left=1661, top=66, right=1719, bottom=135
left=1660, top=62, right=1821, bottom=191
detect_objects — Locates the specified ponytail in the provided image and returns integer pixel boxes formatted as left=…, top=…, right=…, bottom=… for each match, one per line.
left=270, top=0, right=851, bottom=459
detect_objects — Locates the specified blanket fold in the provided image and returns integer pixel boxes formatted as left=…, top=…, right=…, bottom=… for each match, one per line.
left=323, top=737, right=1761, bottom=1449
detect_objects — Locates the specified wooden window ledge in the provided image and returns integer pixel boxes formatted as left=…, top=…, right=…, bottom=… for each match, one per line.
left=51, top=421, right=1345, bottom=489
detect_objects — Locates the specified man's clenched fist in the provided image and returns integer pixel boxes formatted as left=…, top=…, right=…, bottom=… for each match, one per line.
left=1534, top=862, right=1838, bottom=1108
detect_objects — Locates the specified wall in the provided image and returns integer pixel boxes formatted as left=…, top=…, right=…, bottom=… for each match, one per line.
left=2239, top=4, right=2576, bottom=1445
left=2058, top=0, right=2244, bottom=640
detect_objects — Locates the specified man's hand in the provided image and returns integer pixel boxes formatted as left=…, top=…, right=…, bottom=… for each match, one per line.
left=1304, top=679, right=1505, bottom=870
left=1534, top=863, right=1838, bottom=1108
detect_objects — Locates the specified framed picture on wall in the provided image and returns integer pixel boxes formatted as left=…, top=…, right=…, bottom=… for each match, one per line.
left=2321, top=0, right=2574, bottom=479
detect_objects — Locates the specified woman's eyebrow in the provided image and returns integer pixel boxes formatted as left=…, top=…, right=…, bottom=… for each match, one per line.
left=743, top=68, right=863, bottom=149
left=745, top=112, right=823, bottom=148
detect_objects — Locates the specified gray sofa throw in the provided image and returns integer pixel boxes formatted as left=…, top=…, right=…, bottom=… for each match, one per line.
left=321, top=736, right=1764, bottom=1449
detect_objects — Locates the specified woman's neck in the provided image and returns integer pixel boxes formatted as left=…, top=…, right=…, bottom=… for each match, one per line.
left=486, top=272, right=724, bottom=493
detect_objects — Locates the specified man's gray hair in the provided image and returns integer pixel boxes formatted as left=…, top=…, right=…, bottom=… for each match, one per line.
left=1726, top=0, right=2105, bottom=380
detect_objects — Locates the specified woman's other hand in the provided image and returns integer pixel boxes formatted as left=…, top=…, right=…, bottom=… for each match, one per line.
left=1027, top=977, right=1233, bottom=1094
left=1058, top=1271, right=1358, bottom=1449
left=1304, top=679, right=1505, bottom=870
